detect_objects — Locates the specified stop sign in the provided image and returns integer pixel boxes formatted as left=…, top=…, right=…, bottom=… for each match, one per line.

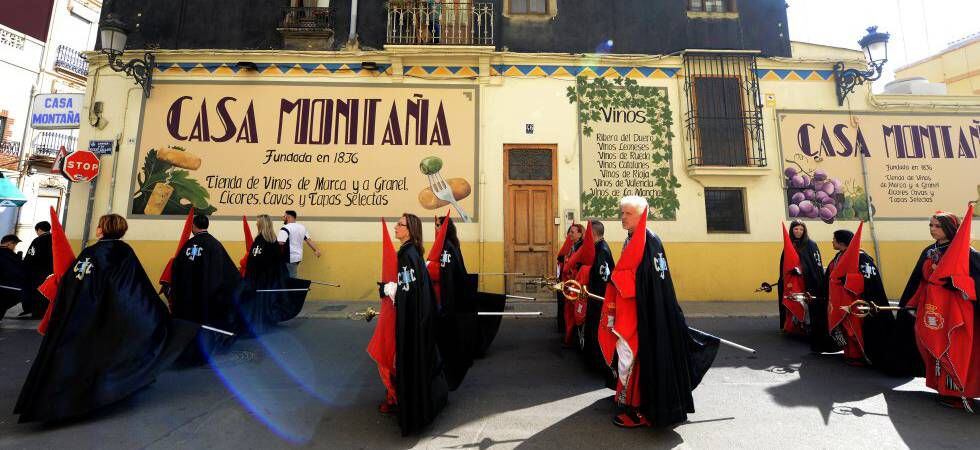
left=62, top=150, right=100, bottom=182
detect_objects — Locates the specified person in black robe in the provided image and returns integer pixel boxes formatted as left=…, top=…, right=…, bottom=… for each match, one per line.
left=20, top=222, right=53, bottom=318
left=609, top=197, right=719, bottom=428
left=1, top=234, right=26, bottom=320
left=14, top=214, right=198, bottom=423
left=824, top=229, right=893, bottom=367
left=171, top=214, right=240, bottom=361
left=433, top=216, right=475, bottom=390
left=781, top=220, right=834, bottom=352
left=582, top=220, right=615, bottom=375
left=233, top=214, right=309, bottom=336
left=380, top=213, right=448, bottom=436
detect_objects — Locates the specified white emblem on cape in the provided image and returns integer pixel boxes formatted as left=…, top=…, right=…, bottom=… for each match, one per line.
left=860, top=262, right=877, bottom=279
left=251, top=245, right=263, bottom=257
left=440, top=250, right=451, bottom=268
left=185, top=244, right=203, bottom=261
left=598, top=262, right=611, bottom=282
left=73, top=257, right=93, bottom=280
left=398, top=266, right=417, bottom=292
left=654, top=252, right=668, bottom=280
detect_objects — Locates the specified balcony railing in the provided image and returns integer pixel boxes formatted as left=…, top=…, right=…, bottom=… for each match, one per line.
left=32, top=131, right=76, bottom=160
left=54, top=45, right=89, bottom=79
left=280, top=6, right=333, bottom=30
left=387, top=1, right=494, bottom=46
left=0, top=141, right=22, bottom=169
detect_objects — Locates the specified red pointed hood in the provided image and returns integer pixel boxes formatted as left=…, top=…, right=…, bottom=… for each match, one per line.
left=831, top=222, right=864, bottom=281
left=930, top=203, right=976, bottom=301
left=427, top=209, right=452, bottom=263
left=37, top=207, right=75, bottom=335
left=159, top=208, right=195, bottom=287
left=781, top=222, right=802, bottom=279
left=617, top=207, right=648, bottom=272
left=239, top=215, right=253, bottom=276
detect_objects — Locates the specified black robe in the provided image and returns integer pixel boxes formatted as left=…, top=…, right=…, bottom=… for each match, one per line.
left=13, top=239, right=198, bottom=423
left=583, top=239, right=615, bottom=374
left=171, top=232, right=240, bottom=329
left=472, top=277, right=506, bottom=358
left=776, top=240, right=824, bottom=329
left=171, top=232, right=241, bottom=362
left=22, top=233, right=53, bottom=318
left=0, top=247, right=26, bottom=318
left=435, top=240, right=475, bottom=390
left=395, top=242, right=448, bottom=436
left=233, top=235, right=309, bottom=336
left=825, top=250, right=894, bottom=365
left=634, top=230, right=719, bottom=427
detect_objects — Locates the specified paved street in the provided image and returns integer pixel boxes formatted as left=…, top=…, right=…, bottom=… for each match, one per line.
left=1, top=305, right=979, bottom=449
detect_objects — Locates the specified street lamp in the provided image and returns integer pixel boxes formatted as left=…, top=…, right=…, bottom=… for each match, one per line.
left=99, top=13, right=155, bottom=98
left=833, top=26, right=890, bottom=106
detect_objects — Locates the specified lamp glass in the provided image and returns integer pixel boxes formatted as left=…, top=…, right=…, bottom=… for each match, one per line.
left=864, top=40, right=887, bottom=64
left=100, top=27, right=127, bottom=54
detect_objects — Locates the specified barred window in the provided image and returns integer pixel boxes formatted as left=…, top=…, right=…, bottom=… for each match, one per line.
left=689, top=0, right=734, bottom=12
left=684, top=53, right=766, bottom=167
left=705, top=188, right=747, bottom=233
left=510, top=0, right=547, bottom=14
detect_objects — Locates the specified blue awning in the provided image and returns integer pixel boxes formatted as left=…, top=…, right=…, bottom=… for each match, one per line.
left=0, top=175, right=27, bottom=207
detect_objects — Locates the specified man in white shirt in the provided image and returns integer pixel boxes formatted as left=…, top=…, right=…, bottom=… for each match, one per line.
left=277, top=210, right=321, bottom=278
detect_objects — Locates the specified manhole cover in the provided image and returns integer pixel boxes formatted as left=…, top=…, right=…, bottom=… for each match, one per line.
left=319, top=304, right=347, bottom=312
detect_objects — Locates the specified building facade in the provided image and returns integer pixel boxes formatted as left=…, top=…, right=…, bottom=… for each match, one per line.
left=0, top=0, right=102, bottom=249
left=896, top=33, right=980, bottom=96
left=67, top=0, right=979, bottom=302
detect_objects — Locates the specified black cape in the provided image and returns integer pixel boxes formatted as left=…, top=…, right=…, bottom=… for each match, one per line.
left=435, top=240, right=475, bottom=390
left=0, top=247, right=26, bottom=318
left=472, top=274, right=505, bottom=358
left=233, top=235, right=308, bottom=336
left=583, top=239, right=615, bottom=374
left=171, top=232, right=240, bottom=329
left=22, top=233, right=53, bottom=318
left=13, top=239, right=198, bottom=423
left=395, top=242, right=448, bottom=436
left=826, top=250, right=894, bottom=365
left=171, top=232, right=241, bottom=362
left=633, top=230, right=719, bottom=427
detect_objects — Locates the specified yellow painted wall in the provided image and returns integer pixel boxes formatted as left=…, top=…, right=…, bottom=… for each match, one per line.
left=896, top=37, right=980, bottom=95
left=65, top=47, right=978, bottom=303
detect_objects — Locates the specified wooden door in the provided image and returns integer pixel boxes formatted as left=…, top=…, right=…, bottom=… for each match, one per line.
left=504, top=145, right=557, bottom=293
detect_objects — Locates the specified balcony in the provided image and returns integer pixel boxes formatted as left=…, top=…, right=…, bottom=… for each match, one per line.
left=32, top=131, right=76, bottom=163
left=278, top=7, right=335, bottom=50
left=387, top=1, right=494, bottom=46
left=0, top=141, right=22, bottom=170
left=54, top=45, right=89, bottom=79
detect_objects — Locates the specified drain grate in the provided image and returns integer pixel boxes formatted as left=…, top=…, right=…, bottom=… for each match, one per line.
left=319, top=304, right=347, bottom=312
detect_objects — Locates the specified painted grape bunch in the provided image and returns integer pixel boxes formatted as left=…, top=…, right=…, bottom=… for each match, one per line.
left=784, top=166, right=843, bottom=222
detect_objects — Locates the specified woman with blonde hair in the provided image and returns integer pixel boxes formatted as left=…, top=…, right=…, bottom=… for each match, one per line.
left=233, top=214, right=309, bottom=335
left=15, top=214, right=198, bottom=422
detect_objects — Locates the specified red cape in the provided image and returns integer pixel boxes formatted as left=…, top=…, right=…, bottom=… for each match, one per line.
left=780, top=222, right=808, bottom=331
left=827, top=223, right=867, bottom=353
left=37, top=207, right=75, bottom=335
left=598, top=208, right=648, bottom=367
left=426, top=210, right=451, bottom=303
left=367, top=218, right=398, bottom=403
left=239, top=215, right=253, bottom=276
left=565, top=222, right=596, bottom=326
left=915, top=204, right=976, bottom=392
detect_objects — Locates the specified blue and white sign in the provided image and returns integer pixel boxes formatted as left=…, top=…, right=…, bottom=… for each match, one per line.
left=88, top=140, right=114, bottom=155
left=31, top=93, right=84, bottom=130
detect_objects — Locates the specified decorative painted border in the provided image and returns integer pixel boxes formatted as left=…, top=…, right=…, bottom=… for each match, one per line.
left=154, top=63, right=834, bottom=81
